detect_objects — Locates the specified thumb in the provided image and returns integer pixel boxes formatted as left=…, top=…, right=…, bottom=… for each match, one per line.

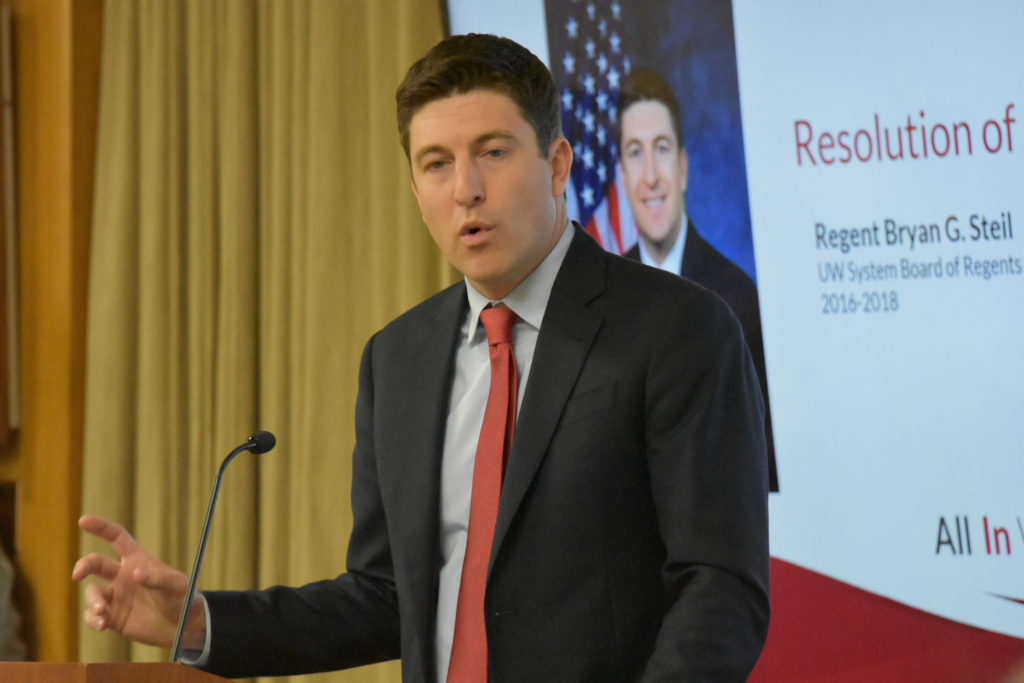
left=133, top=565, right=185, bottom=593
left=133, top=567, right=158, bottom=590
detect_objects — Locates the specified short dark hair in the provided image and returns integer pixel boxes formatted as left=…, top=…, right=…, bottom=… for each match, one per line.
left=615, top=68, right=685, bottom=153
left=395, top=34, right=562, bottom=159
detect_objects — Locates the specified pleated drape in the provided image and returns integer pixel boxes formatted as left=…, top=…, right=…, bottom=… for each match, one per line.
left=79, top=2, right=449, bottom=681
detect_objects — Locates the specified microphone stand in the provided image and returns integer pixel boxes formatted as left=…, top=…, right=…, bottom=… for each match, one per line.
left=169, top=432, right=275, bottom=662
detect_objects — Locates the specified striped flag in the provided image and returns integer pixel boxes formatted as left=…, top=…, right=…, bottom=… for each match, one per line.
left=547, top=0, right=636, bottom=255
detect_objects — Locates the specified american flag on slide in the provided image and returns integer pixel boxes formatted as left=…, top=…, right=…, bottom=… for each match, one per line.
left=547, top=0, right=636, bottom=255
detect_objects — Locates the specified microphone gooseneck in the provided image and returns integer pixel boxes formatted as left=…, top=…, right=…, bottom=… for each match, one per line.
left=169, top=431, right=276, bottom=662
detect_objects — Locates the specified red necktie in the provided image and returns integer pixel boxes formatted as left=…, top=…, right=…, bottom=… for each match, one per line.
left=447, top=306, right=519, bottom=682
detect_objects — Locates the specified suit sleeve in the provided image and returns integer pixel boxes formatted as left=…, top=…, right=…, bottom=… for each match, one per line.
left=640, top=292, right=771, bottom=682
left=199, top=336, right=402, bottom=679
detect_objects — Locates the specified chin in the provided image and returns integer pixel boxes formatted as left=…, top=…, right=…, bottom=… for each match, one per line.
left=641, top=229, right=670, bottom=244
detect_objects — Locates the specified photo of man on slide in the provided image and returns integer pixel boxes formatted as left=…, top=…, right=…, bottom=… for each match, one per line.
left=616, top=67, right=777, bottom=491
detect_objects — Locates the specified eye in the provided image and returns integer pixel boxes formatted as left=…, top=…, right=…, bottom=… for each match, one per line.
left=484, top=148, right=507, bottom=159
left=424, top=159, right=448, bottom=172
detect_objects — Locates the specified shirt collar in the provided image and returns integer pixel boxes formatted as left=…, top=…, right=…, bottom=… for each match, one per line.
left=464, top=221, right=575, bottom=340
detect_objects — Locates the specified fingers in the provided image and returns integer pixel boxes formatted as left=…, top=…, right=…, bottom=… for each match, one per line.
left=72, top=552, right=122, bottom=582
left=82, top=582, right=113, bottom=632
left=82, top=605, right=108, bottom=632
left=78, top=515, right=139, bottom=557
left=83, top=581, right=112, bottom=613
left=78, top=514, right=121, bottom=540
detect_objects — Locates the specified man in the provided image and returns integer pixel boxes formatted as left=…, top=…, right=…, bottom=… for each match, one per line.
left=616, top=67, right=777, bottom=491
left=74, top=34, right=769, bottom=681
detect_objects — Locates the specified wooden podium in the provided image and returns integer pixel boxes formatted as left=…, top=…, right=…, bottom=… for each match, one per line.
left=0, top=662, right=232, bottom=682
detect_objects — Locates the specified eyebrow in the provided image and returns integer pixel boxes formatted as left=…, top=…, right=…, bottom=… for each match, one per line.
left=625, top=133, right=675, bottom=149
left=473, top=130, right=517, bottom=148
left=412, top=129, right=518, bottom=166
left=413, top=144, right=448, bottom=166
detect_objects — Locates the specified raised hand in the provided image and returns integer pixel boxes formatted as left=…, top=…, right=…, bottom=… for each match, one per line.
left=72, top=515, right=206, bottom=650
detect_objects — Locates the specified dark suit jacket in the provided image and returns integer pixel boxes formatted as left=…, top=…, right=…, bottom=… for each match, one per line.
left=625, top=221, right=777, bottom=491
left=202, top=225, right=770, bottom=682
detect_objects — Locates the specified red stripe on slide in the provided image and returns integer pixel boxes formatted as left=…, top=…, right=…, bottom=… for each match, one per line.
left=750, top=558, right=1024, bottom=682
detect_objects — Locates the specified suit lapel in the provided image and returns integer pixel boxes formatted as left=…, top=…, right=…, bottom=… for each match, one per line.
left=490, top=227, right=607, bottom=566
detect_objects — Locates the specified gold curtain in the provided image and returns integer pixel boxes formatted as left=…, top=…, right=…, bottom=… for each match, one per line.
left=79, top=1, right=450, bottom=681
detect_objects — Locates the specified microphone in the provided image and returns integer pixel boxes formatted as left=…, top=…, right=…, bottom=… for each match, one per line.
left=169, top=430, right=276, bottom=662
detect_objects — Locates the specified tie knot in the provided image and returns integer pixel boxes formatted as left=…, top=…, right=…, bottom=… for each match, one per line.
left=480, top=306, right=517, bottom=346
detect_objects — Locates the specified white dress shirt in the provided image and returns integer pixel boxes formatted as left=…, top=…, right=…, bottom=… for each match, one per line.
left=434, top=223, right=573, bottom=681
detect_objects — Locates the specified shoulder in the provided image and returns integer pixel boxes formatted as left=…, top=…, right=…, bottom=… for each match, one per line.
left=597, top=245, right=745, bottom=346
left=561, top=227, right=736, bottom=325
left=360, top=280, right=466, bottom=368
left=683, top=223, right=757, bottom=294
left=378, top=280, right=464, bottom=336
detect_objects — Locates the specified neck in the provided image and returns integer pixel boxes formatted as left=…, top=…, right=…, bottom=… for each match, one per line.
left=641, top=219, right=682, bottom=266
left=474, top=208, right=568, bottom=301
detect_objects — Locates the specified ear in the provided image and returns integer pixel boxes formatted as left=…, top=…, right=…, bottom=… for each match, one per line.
left=678, top=146, right=689, bottom=194
left=410, top=179, right=426, bottom=222
left=548, top=136, right=573, bottom=196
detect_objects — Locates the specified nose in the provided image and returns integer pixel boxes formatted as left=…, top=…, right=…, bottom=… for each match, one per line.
left=642, top=151, right=658, bottom=186
left=454, top=160, right=485, bottom=207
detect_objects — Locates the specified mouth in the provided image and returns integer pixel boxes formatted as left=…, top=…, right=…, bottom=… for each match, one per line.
left=460, top=221, right=492, bottom=237
left=642, top=197, right=665, bottom=209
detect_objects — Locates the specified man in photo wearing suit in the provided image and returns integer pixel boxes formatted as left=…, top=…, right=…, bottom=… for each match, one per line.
left=74, top=34, right=769, bottom=682
left=617, top=67, right=777, bottom=492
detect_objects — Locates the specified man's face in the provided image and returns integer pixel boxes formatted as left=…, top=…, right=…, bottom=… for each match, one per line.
left=618, top=100, right=688, bottom=249
left=409, top=90, right=571, bottom=300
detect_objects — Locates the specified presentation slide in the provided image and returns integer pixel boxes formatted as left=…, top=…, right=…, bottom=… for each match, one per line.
left=735, top=0, right=1022, bottom=641
left=446, top=0, right=1023, bottom=675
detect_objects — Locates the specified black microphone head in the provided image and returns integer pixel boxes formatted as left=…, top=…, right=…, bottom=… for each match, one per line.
left=248, top=430, right=276, bottom=454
